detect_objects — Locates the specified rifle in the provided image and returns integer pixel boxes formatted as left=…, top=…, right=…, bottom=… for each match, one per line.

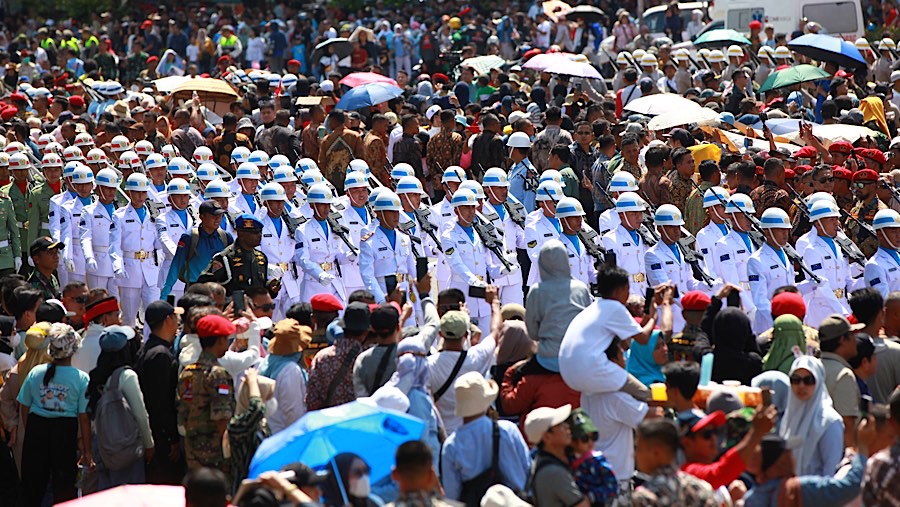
left=634, top=191, right=661, bottom=246
left=881, top=179, right=900, bottom=208
left=473, top=212, right=515, bottom=272
left=502, top=199, right=527, bottom=229
left=786, top=184, right=866, bottom=267
left=840, top=207, right=877, bottom=239
left=411, top=205, right=444, bottom=254
left=398, top=219, right=425, bottom=257
left=603, top=47, right=640, bottom=71
left=639, top=189, right=714, bottom=286
left=540, top=186, right=609, bottom=264
left=326, top=211, right=360, bottom=256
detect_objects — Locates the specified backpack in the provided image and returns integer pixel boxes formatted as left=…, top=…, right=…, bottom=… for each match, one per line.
left=94, top=366, right=144, bottom=470
left=458, top=420, right=503, bottom=507
left=179, top=227, right=230, bottom=283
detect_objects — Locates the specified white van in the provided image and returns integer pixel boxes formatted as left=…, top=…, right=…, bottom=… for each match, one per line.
left=642, top=2, right=709, bottom=39
left=708, top=0, right=864, bottom=40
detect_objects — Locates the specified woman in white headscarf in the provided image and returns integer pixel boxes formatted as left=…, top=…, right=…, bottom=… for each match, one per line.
left=778, top=355, right=844, bottom=476
left=155, top=49, right=184, bottom=77
left=386, top=337, right=443, bottom=463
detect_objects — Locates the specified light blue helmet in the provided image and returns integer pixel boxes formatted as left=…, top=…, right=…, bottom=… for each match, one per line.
left=396, top=175, right=426, bottom=195
left=269, top=154, right=290, bottom=170
left=654, top=204, right=685, bottom=226
left=873, top=209, right=900, bottom=230
left=306, top=183, right=333, bottom=204
left=725, top=194, right=755, bottom=214
left=759, top=208, right=791, bottom=229
left=248, top=150, right=269, bottom=167
left=124, top=173, right=150, bottom=192
left=295, top=157, right=319, bottom=175
left=62, top=161, right=79, bottom=179
left=373, top=190, right=403, bottom=211
left=260, top=182, right=288, bottom=202
left=458, top=180, right=486, bottom=199
left=451, top=188, right=479, bottom=208
left=196, top=163, right=220, bottom=181
left=166, top=156, right=194, bottom=175
left=555, top=197, right=585, bottom=219
left=300, top=169, right=325, bottom=187
left=94, top=168, right=119, bottom=188
left=391, top=163, right=415, bottom=181
left=144, top=153, right=168, bottom=171
left=230, top=146, right=251, bottom=165
left=345, top=170, right=369, bottom=190
left=70, top=164, right=94, bottom=185
left=614, top=191, right=647, bottom=212
left=535, top=181, right=563, bottom=202
left=203, top=179, right=232, bottom=199
left=166, top=178, right=193, bottom=195
left=441, top=166, right=466, bottom=183
left=273, top=166, right=298, bottom=183
left=236, top=162, right=262, bottom=180
left=808, top=200, right=840, bottom=221
left=702, top=186, right=729, bottom=209
left=482, top=167, right=509, bottom=188
left=608, top=172, right=638, bottom=192
left=540, top=169, right=565, bottom=188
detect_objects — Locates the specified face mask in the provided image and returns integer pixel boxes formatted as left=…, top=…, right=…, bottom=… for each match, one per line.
left=7, top=331, right=21, bottom=349
left=349, top=474, right=370, bottom=498
left=265, top=397, right=278, bottom=415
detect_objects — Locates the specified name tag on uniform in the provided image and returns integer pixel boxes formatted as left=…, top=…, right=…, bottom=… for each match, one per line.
left=126, top=219, right=135, bottom=223
left=749, top=275, right=760, bottom=281
left=378, top=247, right=388, bottom=251
left=624, top=243, right=632, bottom=247
left=812, top=263, right=822, bottom=271
left=169, top=223, right=179, bottom=228
left=311, top=238, right=320, bottom=242
left=295, top=243, right=302, bottom=249
left=458, top=240, right=466, bottom=244
left=442, top=213, right=451, bottom=217
left=544, top=233, right=553, bottom=238
left=350, top=221, right=359, bottom=225
left=737, top=249, right=746, bottom=254
left=720, top=254, right=730, bottom=261
left=825, top=256, right=832, bottom=260
left=263, top=234, right=273, bottom=238
left=568, top=254, right=575, bottom=258
left=665, top=261, right=674, bottom=265
left=73, top=213, right=81, bottom=217
left=770, top=265, right=779, bottom=270
left=94, top=215, right=104, bottom=219
left=890, top=268, right=898, bottom=273
left=871, top=277, right=881, bottom=285
left=651, top=263, right=661, bottom=270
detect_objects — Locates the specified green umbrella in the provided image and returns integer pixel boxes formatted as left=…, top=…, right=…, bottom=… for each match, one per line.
left=759, top=64, right=832, bottom=92
left=693, top=29, right=752, bottom=47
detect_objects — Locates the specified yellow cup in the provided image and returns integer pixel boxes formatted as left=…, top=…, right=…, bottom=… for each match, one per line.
left=650, top=383, right=668, bottom=402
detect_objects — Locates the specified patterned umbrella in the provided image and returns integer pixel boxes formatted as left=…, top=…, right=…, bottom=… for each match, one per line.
left=459, top=55, right=506, bottom=74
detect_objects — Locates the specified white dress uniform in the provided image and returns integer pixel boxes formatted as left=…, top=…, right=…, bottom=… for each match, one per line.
left=645, top=241, right=717, bottom=332
left=602, top=224, right=649, bottom=296
left=232, top=192, right=262, bottom=216
left=333, top=202, right=373, bottom=296
left=483, top=202, right=525, bottom=305
left=59, top=196, right=91, bottom=283
left=797, top=234, right=851, bottom=326
left=431, top=197, right=455, bottom=288
left=80, top=200, right=118, bottom=292
left=359, top=226, right=417, bottom=303
left=156, top=208, right=193, bottom=300
left=696, top=222, right=728, bottom=277
left=296, top=217, right=356, bottom=304
left=147, top=184, right=169, bottom=211
left=109, top=205, right=163, bottom=326
left=747, top=244, right=796, bottom=333
left=596, top=208, right=620, bottom=235
left=49, top=190, right=77, bottom=286
left=524, top=211, right=561, bottom=286
left=559, top=233, right=596, bottom=286
left=440, top=222, right=503, bottom=325
left=865, top=247, right=900, bottom=299
left=253, top=213, right=300, bottom=320
left=713, top=230, right=758, bottom=319
left=797, top=228, right=866, bottom=292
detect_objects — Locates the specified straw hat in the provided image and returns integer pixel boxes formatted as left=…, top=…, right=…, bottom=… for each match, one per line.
left=454, top=372, right=499, bottom=417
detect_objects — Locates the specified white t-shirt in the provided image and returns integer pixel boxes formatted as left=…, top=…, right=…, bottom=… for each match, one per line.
left=186, top=44, right=200, bottom=64
left=582, top=390, right=648, bottom=481
left=427, top=335, right=496, bottom=435
left=535, top=21, right=552, bottom=48
left=558, top=298, right=642, bottom=394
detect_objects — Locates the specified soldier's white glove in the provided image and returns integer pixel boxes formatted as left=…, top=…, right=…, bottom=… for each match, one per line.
left=319, top=272, right=336, bottom=285
left=13, top=257, right=21, bottom=272
left=500, top=263, right=519, bottom=276
left=469, top=278, right=487, bottom=288
left=269, top=265, right=285, bottom=279
left=65, top=258, right=75, bottom=273
left=85, top=257, right=98, bottom=273
left=114, top=267, right=128, bottom=280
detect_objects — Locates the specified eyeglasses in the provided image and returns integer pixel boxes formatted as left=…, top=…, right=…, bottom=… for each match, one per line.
left=789, top=374, right=816, bottom=386
left=817, top=177, right=834, bottom=183
left=73, top=295, right=87, bottom=304
left=257, top=303, right=276, bottom=312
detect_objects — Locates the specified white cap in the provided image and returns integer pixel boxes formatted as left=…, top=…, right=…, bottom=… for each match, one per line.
left=524, top=404, right=572, bottom=445
left=344, top=170, right=369, bottom=190
left=372, top=190, right=403, bottom=211
left=320, top=80, right=334, bottom=92
left=426, top=104, right=442, bottom=120
left=166, top=179, right=193, bottom=196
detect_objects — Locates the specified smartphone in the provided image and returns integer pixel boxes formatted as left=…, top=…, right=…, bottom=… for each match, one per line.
left=743, top=137, right=751, bottom=149
left=605, top=251, right=617, bottom=268
left=861, top=394, right=872, bottom=417
left=643, top=287, right=654, bottom=315
left=232, top=290, right=245, bottom=314
left=384, top=275, right=398, bottom=296
left=166, top=294, right=175, bottom=306
left=575, top=82, right=583, bottom=92
left=399, top=289, right=408, bottom=306
left=468, top=285, right=487, bottom=299
left=761, top=387, right=772, bottom=407
left=416, top=257, right=428, bottom=280
left=758, top=112, right=768, bottom=125
left=672, top=285, right=680, bottom=299
left=727, top=291, right=741, bottom=307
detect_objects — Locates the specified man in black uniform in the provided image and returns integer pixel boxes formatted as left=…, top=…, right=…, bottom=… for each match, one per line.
left=196, top=213, right=280, bottom=297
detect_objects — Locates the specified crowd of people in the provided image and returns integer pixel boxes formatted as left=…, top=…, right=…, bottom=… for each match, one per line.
left=0, top=1, right=899, bottom=507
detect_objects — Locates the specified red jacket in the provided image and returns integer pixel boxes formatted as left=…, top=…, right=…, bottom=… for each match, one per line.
left=499, top=359, right=581, bottom=439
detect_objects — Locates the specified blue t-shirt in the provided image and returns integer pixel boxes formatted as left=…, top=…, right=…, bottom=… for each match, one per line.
left=17, top=363, right=89, bottom=418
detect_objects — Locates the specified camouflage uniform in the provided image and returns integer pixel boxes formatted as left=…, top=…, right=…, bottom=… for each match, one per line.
left=847, top=196, right=887, bottom=259
left=28, top=269, right=59, bottom=300
left=669, top=323, right=703, bottom=362
left=632, top=465, right=718, bottom=506
left=25, top=180, right=60, bottom=249
left=2, top=181, right=30, bottom=254
left=196, top=242, right=269, bottom=296
left=177, top=350, right=235, bottom=476
left=0, top=192, right=22, bottom=274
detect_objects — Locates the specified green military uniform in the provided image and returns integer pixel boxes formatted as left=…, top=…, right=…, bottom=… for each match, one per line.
left=196, top=242, right=269, bottom=296
left=0, top=193, right=22, bottom=275
left=847, top=196, right=887, bottom=259
left=2, top=181, right=30, bottom=255
left=177, top=350, right=235, bottom=475
left=28, top=269, right=60, bottom=300
left=25, top=181, right=60, bottom=250
left=669, top=323, right=703, bottom=363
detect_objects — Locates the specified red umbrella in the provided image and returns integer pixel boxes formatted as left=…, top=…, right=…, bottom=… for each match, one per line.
left=56, top=485, right=185, bottom=507
left=339, top=72, right=399, bottom=88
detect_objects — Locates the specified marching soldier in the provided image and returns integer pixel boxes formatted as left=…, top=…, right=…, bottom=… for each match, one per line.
left=192, top=163, right=220, bottom=210
left=4, top=153, right=33, bottom=256
left=168, top=156, right=196, bottom=184
left=713, top=194, right=759, bottom=318
left=248, top=150, right=271, bottom=182
left=257, top=182, right=303, bottom=320
left=272, top=167, right=306, bottom=221
left=196, top=213, right=278, bottom=297
left=601, top=191, right=650, bottom=297
left=28, top=237, right=63, bottom=300
left=798, top=200, right=852, bottom=327
left=507, top=132, right=537, bottom=213
left=85, top=147, right=111, bottom=175
left=555, top=197, right=596, bottom=287
left=747, top=208, right=796, bottom=333
left=295, top=182, right=353, bottom=305
left=597, top=172, right=639, bottom=235
left=864, top=209, right=900, bottom=298
left=156, top=179, right=195, bottom=301
left=336, top=171, right=373, bottom=295
left=482, top=167, right=525, bottom=305
left=0, top=182, right=20, bottom=276
left=397, top=176, right=433, bottom=248
left=431, top=167, right=465, bottom=288
left=525, top=180, right=564, bottom=286
left=202, top=179, right=239, bottom=236
left=145, top=154, right=170, bottom=211
left=110, top=173, right=163, bottom=327
left=232, top=162, right=263, bottom=216
left=50, top=159, right=78, bottom=286
left=81, top=169, right=121, bottom=292
left=846, top=169, right=887, bottom=258
left=59, top=165, right=95, bottom=284
left=695, top=186, right=731, bottom=275
left=359, top=190, right=417, bottom=304
left=25, top=151, right=64, bottom=250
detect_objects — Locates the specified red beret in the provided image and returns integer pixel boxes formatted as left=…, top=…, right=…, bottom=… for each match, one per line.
left=865, top=149, right=888, bottom=165
left=9, top=93, right=26, bottom=102
left=1, top=107, right=17, bottom=120
left=833, top=167, right=852, bottom=180
left=853, top=168, right=879, bottom=182
left=771, top=292, right=806, bottom=319
left=784, top=168, right=796, bottom=179
left=310, top=293, right=344, bottom=312
left=852, top=146, right=868, bottom=156
left=794, top=164, right=812, bottom=175
left=147, top=55, right=159, bottom=64
left=196, top=314, right=237, bottom=338
left=828, top=141, right=853, bottom=154
left=287, top=59, right=300, bottom=67
left=433, top=72, right=449, bottom=84
left=681, top=291, right=711, bottom=311
left=749, top=20, right=763, bottom=30
left=218, top=55, right=230, bottom=64
left=794, top=145, right=817, bottom=160
left=68, top=95, right=85, bottom=108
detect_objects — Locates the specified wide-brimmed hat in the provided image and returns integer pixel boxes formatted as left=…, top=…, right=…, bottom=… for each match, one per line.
left=455, top=371, right=499, bottom=417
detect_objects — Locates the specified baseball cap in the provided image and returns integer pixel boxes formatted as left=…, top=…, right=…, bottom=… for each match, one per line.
left=677, top=410, right=727, bottom=436
left=666, top=128, right=695, bottom=147
left=568, top=408, right=599, bottom=441
left=338, top=301, right=371, bottom=333
left=237, top=117, right=254, bottom=130
left=30, top=236, right=64, bottom=256
left=818, top=314, right=864, bottom=342
left=524, top=404, right=572, bottom=444
left=760, top=434, right=789, bottom=471
left=281, top=462, right=329, bottom=488
left=440, top=311, right=470, bottom=340
left=199, top=200, right=226, bottom=216
left=369, top=303, right=399, bottom=334
left=145, top=300, right=183, bottom=327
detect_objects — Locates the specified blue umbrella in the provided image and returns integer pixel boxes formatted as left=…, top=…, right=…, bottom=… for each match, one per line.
left=749, top=118, right=822, bottom=135
left=787, top=34, right=866, bottom=69
left=249, top=401, right=425, bottom=484
left=335, top=82, right=404, bottom=110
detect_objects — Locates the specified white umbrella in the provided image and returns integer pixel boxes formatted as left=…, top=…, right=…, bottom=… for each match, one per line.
left=648, top=106, right=720, bottom=130
left=623, top=94, right=703, bottom=116
left=153, top=76, right=191, bottom=94
left=543, top=60, right=602, bottom=79
left=522, top=52, right=578, bottom=71
left=804, top=124, right=879, bottom=145
left=459, top=55, right=506, bottom=74
left=721, top=130, right=800, bottom=153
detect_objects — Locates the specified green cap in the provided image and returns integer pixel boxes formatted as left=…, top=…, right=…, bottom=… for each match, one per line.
left=440, top=311, right=470, bottom=340
left=568, top=408, right=599, bottom=441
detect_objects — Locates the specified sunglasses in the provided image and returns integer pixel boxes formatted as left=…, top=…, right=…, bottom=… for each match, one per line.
left=818, top=177, right=834, bottom=183
left=854, top=181, right=875, bottom=188
left=790, top=374, right=816, bottom=386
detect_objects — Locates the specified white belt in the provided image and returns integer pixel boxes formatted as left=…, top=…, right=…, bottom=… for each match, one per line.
left=40, top=222, right=50, bottom=229
left=14, top=221, right=22, bottom=228
left=0, top=240, right=9, bottom=248
left=92, top=245, right=109, bottom=252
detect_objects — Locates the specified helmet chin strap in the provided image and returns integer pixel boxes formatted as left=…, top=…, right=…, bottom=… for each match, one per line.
left=171, top=199, right=187, bottom=211
left=766, top=229, right=787, bottom=249
left=884, top=230, right=900, bottom=251
left=710, top=206, right=725, bottom=224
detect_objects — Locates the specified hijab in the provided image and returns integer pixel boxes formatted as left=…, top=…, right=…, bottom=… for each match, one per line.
left=626, top=329, right=665, bottom=385
left=496, top=321, right=535, bottom=366
left=779, top=355, right=843, bottom=475
left=712, top=307, right=755, bottom=350
left=18, top=323, right=51, bottom=383
left=763, top=315, right=807, bottom=374
left=156, top=49, right=185, bottom=77
left=859, top=96, right=890, bottom=136
left=386, top=337, right=428, bottom=394
left=752, top=370, right=791, bottom=428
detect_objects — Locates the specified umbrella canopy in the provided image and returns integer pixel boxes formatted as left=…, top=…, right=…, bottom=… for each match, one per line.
left=335, top=82, right=404, bottom=110
left=648, top=107, right=720, bottom=130
left=170, top=78, right=239, bottom=118
left=758, top=64, right=832, bottom=92
left=787, top=34, right=866, bottom=69
left=803, top=124, right=879, bottom=144
left=460, top=55, right=506, bottom=74
left=56, top=485, right=185, bottom=507
left=340, top=72, right=399, bottom=88
left=544, top=60, right=602, bottom=79
left=543, top=0, right=572, bottom=21
left=349, top=26, right=375, bottom=44
left=522, top=52, right=579, bottom=71
left=153, top=76, right=191, bottom=94
left=624, top=94, right=703, bottom=116
left=749, top=118, right=823, bottom=135
left=311, top=38, right=353, bottom=65
left=693, top=29, right=752, bottom=47
left=249, top=401, right=425, bottom=484
left=563, top=5, right=604, bottom=22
